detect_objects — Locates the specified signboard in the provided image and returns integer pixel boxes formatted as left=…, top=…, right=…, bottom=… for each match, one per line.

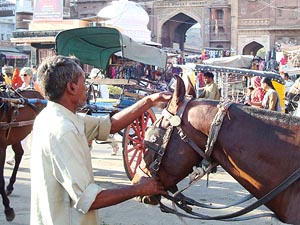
left=33, top=0, right=63, bottom=20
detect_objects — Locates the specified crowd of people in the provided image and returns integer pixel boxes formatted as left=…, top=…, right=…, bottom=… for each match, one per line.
left=0, top=65, right=38, bottom=92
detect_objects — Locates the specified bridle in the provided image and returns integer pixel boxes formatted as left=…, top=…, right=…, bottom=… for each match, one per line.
left=143, top=96, right=300, bottom=222
left=145, top=95, right=225, bottom=177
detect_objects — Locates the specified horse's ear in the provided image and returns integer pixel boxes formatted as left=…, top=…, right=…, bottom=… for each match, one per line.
left=167, top=75, right=192, bottom=114
left=184, top=75, right=197, bottom=98
left=173, top=75, right=186, bottom=105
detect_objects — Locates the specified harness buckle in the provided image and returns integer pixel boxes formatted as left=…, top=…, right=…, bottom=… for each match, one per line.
left=157, top=148, right=164, bottom=156
left=177, top=127, right=188, bottom=142
left=150, top=161, right=160, bottom=172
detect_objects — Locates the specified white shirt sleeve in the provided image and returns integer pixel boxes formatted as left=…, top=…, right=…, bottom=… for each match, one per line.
left=77, top=114, right=111, bottom=142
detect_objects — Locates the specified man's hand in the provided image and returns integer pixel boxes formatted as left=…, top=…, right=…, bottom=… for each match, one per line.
left=137, top=177, right=168, bottom=196
left=110, top=91, right=172, bottom=133
left=90, top=176, right=167, bottom=210
left=147, top=91, right=172, bottom=108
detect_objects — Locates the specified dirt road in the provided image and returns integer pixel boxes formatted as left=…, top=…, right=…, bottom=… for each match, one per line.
left=2, top=138, right=286, bottom=225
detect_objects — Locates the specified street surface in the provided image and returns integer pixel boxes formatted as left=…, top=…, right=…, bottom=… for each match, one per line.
left=1, top=136, right=287, bottom=225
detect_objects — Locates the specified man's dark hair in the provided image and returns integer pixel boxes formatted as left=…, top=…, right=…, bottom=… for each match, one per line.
left=203, top=71, right=214, bottom=78
left=37, top=55, right=83, bottom=101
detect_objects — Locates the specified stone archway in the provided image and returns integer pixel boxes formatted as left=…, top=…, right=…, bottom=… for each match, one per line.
left=242, top=41, right=264, bottom=56
left=160, top=12, right=198, bottom=51
left=153, top=6, right=203, bottom=52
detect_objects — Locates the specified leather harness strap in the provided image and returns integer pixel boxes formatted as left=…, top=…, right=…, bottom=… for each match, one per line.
left=0, top=120, right=35, bottom=129
left=204, top=102, right=233, bottom=158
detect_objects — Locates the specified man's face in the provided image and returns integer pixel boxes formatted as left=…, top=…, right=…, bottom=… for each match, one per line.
left=75, top=71, right=88, bottom=109
left=204, top=76, right=212, bottom=84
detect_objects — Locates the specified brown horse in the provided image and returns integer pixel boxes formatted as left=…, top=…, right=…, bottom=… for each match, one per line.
left=0, top=89, right=45, bottom=221
left=133, top=75, right=300, bottom=224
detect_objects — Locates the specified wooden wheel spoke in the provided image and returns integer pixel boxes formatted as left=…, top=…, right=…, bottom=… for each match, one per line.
left=130, top=120, right=142, bottom=140
left=123, top=109, right=156, bottom=180
left=127, top=136, right=141, bottom=144
left=128, top=146, right=140, bottom=165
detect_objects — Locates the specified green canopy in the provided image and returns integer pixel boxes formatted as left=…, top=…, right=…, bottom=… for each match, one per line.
left=55, top=27, right=167, bottom=69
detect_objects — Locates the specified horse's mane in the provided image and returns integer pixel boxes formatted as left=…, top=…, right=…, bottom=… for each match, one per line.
left=238, top=103, right=300, bottom=126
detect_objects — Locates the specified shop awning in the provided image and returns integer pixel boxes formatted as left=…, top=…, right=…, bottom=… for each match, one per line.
left=0, top=51, right=28, bottom=59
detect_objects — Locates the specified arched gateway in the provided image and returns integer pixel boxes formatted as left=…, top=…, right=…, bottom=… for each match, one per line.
left=243, top=41, right=264, bottom=56
left=146, top=1, right=231, bottom=52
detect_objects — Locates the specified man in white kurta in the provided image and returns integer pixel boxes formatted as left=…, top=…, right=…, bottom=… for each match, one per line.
left=30, top=101, right=111, bottom=225
left=30, top=55, right=170, bottom=225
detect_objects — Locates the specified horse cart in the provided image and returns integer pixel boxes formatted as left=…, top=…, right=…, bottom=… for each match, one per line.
left=55, top=26, right=168, bottom=180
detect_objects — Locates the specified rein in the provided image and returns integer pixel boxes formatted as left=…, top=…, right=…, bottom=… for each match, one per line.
left=144, top=97, right=300, bottom=222
left=160, top=167, right=300, bottom=221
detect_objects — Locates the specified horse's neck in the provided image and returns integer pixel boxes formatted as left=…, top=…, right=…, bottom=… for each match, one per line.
left=189, top=100, right=220, bottom=135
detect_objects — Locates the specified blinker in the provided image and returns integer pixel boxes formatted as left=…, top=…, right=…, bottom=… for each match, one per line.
left=169, top=115, right=181, bottom=127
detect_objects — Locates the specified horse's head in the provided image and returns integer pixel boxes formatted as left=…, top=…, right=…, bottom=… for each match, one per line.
left=132, top=75, right=206, bottom=204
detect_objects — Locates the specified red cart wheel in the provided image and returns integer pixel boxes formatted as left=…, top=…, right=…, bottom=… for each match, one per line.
left=122, top=109, right=156, bottom=180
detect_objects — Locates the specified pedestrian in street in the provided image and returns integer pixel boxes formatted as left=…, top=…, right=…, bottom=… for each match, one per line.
left=250, top=77, right=282, bottom=112
left=11, top=68, right=22, bottom=90
left=249, top=76, right=265, bottom=108
left=18, top=67, right=34, bottom=91
left=283, top=72, right=294, bottom=96
left=1, top=65, right=13, bottom=86
left=30, top=55, right=170, bottom=225
left=198, top=71, right=220, bottom=100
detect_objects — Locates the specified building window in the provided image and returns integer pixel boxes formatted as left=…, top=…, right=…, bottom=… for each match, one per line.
left=278, top=9, right=282, bottom=17
left=216, top=10, right=224, bottom=20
